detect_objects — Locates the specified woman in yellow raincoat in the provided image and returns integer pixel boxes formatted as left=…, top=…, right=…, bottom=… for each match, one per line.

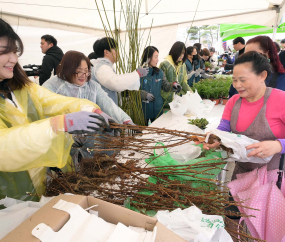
left=0, top=19, right=115, bottom=202
left=159, top=41, right=193, bottom=107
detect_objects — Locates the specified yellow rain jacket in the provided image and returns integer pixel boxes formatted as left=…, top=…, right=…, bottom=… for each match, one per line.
left=0, top=83, right=99, bottom=201
left=159, top=55, right=193, bottom=107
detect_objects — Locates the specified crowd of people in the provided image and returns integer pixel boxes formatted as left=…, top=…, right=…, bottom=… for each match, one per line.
left=2, top=16, right=285, bottom=240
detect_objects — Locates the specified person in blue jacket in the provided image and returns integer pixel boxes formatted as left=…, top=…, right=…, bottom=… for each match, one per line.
left=229, top=35, right=285, bottom=98
left=140, top=46, right=182, bottom=125
left=185, top=46, right=200, bottom=87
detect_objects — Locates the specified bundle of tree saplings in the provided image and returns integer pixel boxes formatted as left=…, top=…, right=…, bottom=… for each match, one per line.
left=45, top=153, right=259, bottom=242
left=85, top=123, right=233, bottom=156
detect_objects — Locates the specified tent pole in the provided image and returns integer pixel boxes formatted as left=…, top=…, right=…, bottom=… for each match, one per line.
left=273, top=8, right=280, bottom=41
left=217, top=24, right=222, bottom=55
left=273, top=1, right=285, bottom=40
left=145, top=0, right=148, bottom=15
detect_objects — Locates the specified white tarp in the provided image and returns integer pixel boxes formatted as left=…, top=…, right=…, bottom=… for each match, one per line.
left=1, top=0, right=284, bottom=31
left=1, top=0, right=285, bottom=65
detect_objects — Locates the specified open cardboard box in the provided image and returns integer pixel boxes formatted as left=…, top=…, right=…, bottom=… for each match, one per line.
left=1, top=194, right=186, bottom=242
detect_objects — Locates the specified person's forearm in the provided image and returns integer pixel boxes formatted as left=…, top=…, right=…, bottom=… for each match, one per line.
left=217, top=119, right=231, bottom=132
left=161, top=74, right=172, bottom=92
left=181, top=81, right=191, bottom=92
left=277, top=139, right=285, bottom=154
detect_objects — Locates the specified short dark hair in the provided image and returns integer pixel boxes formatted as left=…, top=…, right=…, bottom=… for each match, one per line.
left=141, top=46, right=159, bottom=75
left=169, top=41, right=187, bottom=64
left=209, top=47, right=215, bottom=52
left=57, top=51, right=91, bottom=83
left=233, top=37, right=245, bottom=45
left=41, top=35, right=57, bottom=46
left=93, top=37, right=117, bottom=58
left=274, top=42, right=281, bottom=53
left=0, top=18, right=31, bottom=92
left=186, top=46, right=196, bottom=56
left=201, top=48, right=210, bottom=56
left=88, top=52, right=97, bottom=60
left=234, top=51, right=272, bottom=78
left=281, top=38, right=285, bottom=44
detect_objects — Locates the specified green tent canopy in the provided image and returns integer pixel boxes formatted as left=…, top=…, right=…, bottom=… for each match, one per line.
left=220, top=23, right=285, bottom=41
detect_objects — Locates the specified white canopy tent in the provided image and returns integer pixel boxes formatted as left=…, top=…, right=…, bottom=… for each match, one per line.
left=1, top=0, right=285, bottom=65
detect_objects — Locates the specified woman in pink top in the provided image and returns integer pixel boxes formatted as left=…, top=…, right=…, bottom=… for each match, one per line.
left=205, top=51, right=285, bottom=179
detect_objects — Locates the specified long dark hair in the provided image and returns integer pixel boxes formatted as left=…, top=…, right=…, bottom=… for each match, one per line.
left=169, top=41, right=187, bottom=64
left=193, top=43, right=202, bottom=60
left=234, top=51, right=272, bottom=78
left=0, top=18, right=31, bottom=92
left=141, top=46, right=159, bottom=75
left=186, top=46, right=196, bottom=56
left=93, top=37, right=118, bottom=59
left=57, top=51, right=91, bottom=83
left=247, top=36, right=285, bottom=73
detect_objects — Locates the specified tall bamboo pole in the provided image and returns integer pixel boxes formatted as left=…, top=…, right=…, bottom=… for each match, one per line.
left=94, top=0, right=152, bottom=125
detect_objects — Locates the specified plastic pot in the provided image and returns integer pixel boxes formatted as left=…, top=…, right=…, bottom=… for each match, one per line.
left=210, top=98, right=221, bottom=105
left=222, top=98, right=229, bottom=105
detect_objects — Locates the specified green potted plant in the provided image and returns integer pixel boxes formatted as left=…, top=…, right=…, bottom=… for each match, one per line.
left=221, top=88, right=229, bottom=105
left=205, top=61, right=211, bottom=71
left=218, top=58, right=224, bottom=66
left=188, top=118, right=209, bottom=130
left=210, top=87, right=221, bottom=105
left=203, top=86, right=212, bottom=100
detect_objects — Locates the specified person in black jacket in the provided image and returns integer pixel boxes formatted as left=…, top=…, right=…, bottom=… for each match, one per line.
left=39, top=35, right=63, bottom=85
left=224, top=37, right=245, bottom=71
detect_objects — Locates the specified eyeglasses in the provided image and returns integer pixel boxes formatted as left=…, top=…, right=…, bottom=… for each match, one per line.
left=75, top=71, right=91, bottom=77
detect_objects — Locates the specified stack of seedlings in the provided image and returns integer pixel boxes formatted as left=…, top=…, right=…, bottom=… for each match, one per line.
left=88, top=123, right=233, bottom=156
left=46, top=153, right=260, bottom=242
left=46, top=124, right=261, bottom=241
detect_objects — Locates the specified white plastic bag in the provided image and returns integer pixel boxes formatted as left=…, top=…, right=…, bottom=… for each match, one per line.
left=169, top=95, right=188, bottom=116
left=184, top=90, right=215, bottom=116
left=168, top=142, right=202, bottom=163
left=206, top=129, right=273, bottom=163
left=156, top=206, right=232, bottom=242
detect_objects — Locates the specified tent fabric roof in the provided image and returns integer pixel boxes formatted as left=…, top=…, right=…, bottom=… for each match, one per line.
left=1, top=0, right=285, bottom=33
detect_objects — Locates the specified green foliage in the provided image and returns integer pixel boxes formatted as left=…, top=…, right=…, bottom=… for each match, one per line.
left=192, top=75, right=232, bottom=99
left=188, top=118, right=209, bottom=130
left=202, top=25, right=218, bottom=45
left=187, top=25, right=208, bottom=42
left=187, top=25, right=218, bottom=45
left=204, top=61, right=211, bottom=68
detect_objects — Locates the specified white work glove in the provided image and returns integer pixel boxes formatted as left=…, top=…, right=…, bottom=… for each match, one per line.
left=187, top=71, right=196, bottom=79
left=195, top=69, right=201, bottom=77
left=146, top=93, right=155, bottom=102
left=136, top=66, right=149, bottom=77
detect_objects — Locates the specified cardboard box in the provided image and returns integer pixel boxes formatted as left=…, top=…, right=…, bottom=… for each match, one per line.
left=1, top=194, right=186, bottom=242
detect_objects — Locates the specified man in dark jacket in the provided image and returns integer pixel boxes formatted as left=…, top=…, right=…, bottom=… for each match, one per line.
left=39, top=35, right=63, bottom=85
left=224, top=37, right=245, bottom=71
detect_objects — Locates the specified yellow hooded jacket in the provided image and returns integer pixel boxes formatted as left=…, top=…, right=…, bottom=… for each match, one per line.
left=0, top=83, right=99, bottom=201
left=159, top=55, right=192, bottom=107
